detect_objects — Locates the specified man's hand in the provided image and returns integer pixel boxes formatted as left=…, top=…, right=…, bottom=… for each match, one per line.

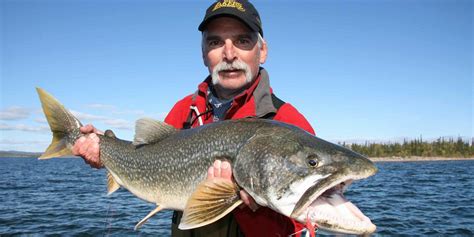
left=207, top=160, right=259, bottom=212
left=72, top=124, right=104, bottom=169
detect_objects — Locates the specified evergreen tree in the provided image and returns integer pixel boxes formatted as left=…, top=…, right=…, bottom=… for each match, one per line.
left=348, top=137, right=473, bottom=158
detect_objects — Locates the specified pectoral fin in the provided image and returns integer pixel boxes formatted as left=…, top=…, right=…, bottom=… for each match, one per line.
left=178, top=178, right=243, bottom=230
left=134, top=205, right=163, bottom=230
left=107, top=172, right=120, bottom=195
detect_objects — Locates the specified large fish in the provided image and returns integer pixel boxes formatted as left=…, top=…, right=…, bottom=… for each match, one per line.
left=37, top=87, right=377, bottom=235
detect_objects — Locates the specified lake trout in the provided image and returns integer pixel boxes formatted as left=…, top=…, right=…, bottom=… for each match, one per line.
left=37, top=87, right=377, bottom=235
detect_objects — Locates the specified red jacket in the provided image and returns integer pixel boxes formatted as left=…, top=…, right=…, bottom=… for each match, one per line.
left=165, top=68, right=315, bottom=237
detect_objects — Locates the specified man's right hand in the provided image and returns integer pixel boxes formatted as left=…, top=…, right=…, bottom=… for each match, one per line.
left=72, top=124, right=104, bottom=169
left=207, top=160, right=259, bottom=212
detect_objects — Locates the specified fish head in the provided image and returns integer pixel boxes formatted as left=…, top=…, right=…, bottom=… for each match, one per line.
left=288, top=136, right=378, bottom=235
left=233, top=122, right=377, bottom=234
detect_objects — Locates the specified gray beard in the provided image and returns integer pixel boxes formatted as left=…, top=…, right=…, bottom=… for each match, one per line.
left=211, top=60, right=253, bottom=86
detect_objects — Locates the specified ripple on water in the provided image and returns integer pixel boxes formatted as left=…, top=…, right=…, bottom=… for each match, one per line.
left=1, top=158, right=473, bottom=236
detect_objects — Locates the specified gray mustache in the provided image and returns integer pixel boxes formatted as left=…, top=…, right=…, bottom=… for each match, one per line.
left=211, top=59, right=253, bottom=85
left=214, top=60, right=249, bottom=72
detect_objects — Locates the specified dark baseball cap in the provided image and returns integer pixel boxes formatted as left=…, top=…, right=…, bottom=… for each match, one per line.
left=198, top=0, right=263, bottom=36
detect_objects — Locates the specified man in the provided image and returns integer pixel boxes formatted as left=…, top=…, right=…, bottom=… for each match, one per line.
left=73, top=1, right=315, bottom=236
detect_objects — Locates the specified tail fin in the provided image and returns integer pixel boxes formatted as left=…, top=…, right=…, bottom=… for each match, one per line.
left=36, top=88, right=83, bottom=159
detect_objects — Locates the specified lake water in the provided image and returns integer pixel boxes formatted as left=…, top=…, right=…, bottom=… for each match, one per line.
left=0, top=158, right=473, bottom=236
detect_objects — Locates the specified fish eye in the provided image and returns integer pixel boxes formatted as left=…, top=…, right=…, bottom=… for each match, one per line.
left=307, top=154, right=320, bottom=167
left=308, top=159, right=318, bottom=167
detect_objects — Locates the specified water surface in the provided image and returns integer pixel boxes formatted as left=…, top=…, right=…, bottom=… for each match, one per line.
left=0, top=158, right=472, bottom=236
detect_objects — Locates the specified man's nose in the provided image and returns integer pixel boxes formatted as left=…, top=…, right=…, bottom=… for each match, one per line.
left=223, top=39, right=236, bottom=62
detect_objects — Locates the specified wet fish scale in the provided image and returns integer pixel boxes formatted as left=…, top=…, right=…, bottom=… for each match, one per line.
left=98, top=120, right=262, bottom=209
left=37, top=88, right=378, bottom=234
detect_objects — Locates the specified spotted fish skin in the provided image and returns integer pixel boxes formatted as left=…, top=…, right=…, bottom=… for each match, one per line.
left=99, top=119, right=263, bottom=210
left=37, top=87, right=377, bottom=235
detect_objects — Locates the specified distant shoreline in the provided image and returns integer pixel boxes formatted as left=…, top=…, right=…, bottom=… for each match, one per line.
left=369, top=156, right=474, bottom=162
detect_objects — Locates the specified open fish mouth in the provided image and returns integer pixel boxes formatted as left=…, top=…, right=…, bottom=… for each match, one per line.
left=292, top=173, right=377, bottom=235
left=306, top=180, right=376, bottom=234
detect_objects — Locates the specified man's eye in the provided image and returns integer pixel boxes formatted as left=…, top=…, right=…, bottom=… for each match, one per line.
left=208, top=40, right=223, bottom=48
left=236, top=38, right=251, bottom=45
left=240, top=39, right=250, bottom=44
left=234, top=37, right=256, bottom=50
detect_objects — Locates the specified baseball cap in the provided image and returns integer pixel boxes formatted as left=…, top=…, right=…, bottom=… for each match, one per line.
left=198, top=0, right=263, bottom=36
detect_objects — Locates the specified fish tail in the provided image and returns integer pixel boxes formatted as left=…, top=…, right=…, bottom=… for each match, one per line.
left=36, top=87, right=83, bottom=159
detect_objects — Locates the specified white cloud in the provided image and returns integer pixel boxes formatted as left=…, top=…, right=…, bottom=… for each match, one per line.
left=0, top=107, right=31, bottom=120
left=0, top=138, right=48, bottom=145
left=70, top=110, right=109, bottom=121
left=85, top=103, right=145, bottom=116
left=104, top=119, right=133, bottom=130
left=86, top=103, right=117, bottom=110
left=0, top=139, right=48, bottom=152
left=34, top=117, right=47, bottom=123
left=113, top=109, right=146, bottom=116
left=0, top=123, right=49, bottom=132
left=4, top=106, right=150, bottom=134
left=70, top=110, right=133, bottom=130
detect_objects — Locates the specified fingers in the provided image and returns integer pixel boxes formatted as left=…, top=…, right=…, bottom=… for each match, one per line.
left=80, top=124, right=104, bottom=135
left=206, top=160, right=258, bottom=212
left=72, top=133, right=103, bottom=169
left=207, top=166, right=214, bottom=179
left=80, top=124, right=94, bottom=134
left=86, top=135, right=100, bottom=163
left=207, top=160, right=233, bottom=181
left=220, top=161, right=232, bottom=179
left=72, top=136, right=85, bottom=156
left=213, top=160, right=222, bottom=178
left=74, top=124, right=103, bottom=168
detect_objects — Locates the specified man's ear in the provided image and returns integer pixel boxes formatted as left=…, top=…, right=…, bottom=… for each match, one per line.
left=201, top=32, right=209, bottom=67
left=259, top=41, right=268, bottom=64
left=202, top=52, right=209, bottom=67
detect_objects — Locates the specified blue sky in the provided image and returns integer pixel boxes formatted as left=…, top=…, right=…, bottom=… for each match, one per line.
left=1, top=0, right=472, bottom=152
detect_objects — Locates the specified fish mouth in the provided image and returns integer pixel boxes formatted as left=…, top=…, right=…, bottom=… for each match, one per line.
left=291, top=170, right=377, bottom=235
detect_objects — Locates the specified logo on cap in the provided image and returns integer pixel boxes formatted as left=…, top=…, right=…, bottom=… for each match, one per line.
left=212, top=0, right=246, bottom=12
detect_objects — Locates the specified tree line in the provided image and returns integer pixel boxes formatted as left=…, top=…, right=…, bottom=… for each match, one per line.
left=340, top=137, right=473, bottom=158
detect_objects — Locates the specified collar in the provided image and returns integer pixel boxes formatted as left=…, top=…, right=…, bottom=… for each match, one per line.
left=196, top=67, right=277, bottom=117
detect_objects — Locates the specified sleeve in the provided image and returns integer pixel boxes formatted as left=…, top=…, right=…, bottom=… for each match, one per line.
left=164, top=96, right=193, bottom=129
left=273, top=103, right=316, bottom=135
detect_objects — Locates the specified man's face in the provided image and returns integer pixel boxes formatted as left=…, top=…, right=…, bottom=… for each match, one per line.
left=202, top=17, right=267, bottom=92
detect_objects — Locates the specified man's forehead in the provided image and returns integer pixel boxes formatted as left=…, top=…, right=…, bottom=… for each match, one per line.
left=203, top=17, right=254, bottom=35
left=204, top=31, right=255, bottom=40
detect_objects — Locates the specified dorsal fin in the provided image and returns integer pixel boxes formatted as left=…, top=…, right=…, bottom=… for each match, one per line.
left=133, top=118, right=177, bottom=146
